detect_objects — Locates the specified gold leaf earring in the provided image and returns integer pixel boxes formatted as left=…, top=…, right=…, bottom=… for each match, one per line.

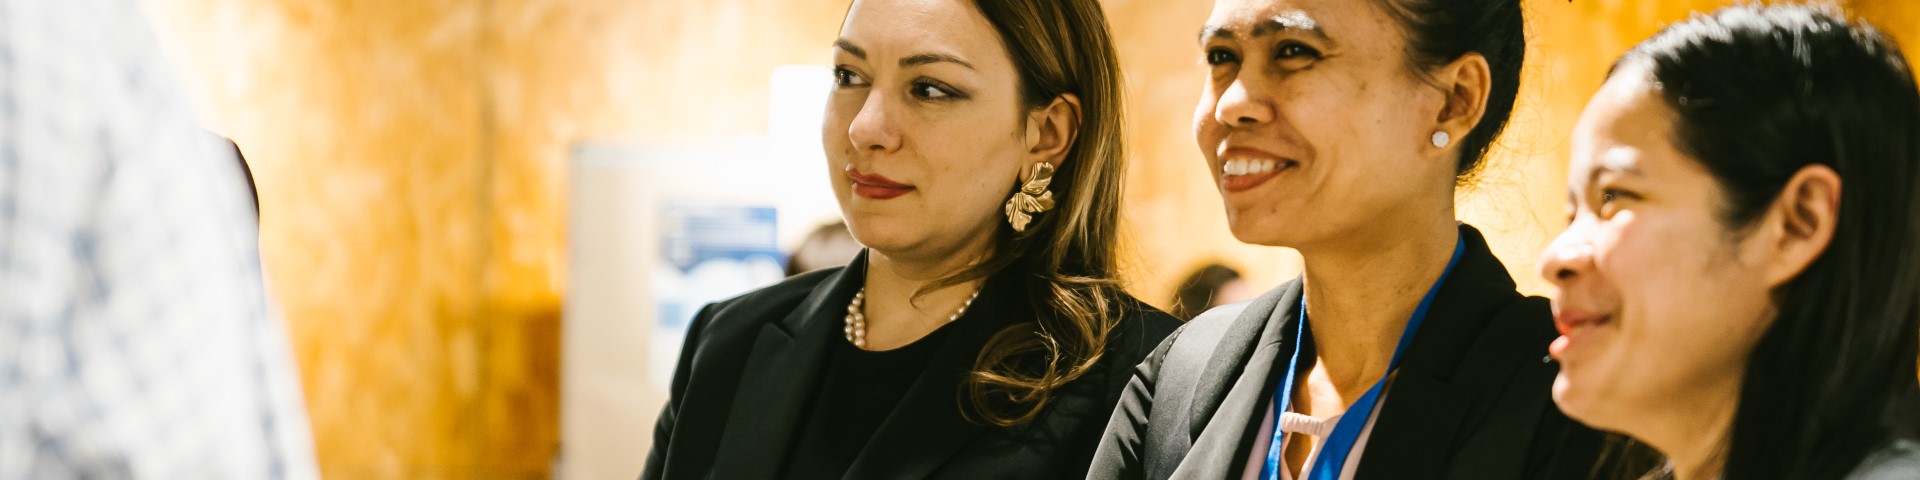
left=1003, top=162, right=1056, bottom=232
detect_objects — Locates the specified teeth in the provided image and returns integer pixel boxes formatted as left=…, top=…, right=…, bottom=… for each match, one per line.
left=1222, top=158, right=1280, bottom=176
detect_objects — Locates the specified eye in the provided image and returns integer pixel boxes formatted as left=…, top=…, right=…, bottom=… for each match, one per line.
left=910, top=80, right=964, bottom=101
left=1205, top=47, right=1239, bottom=66
left=833, top=66, right=868, bottom=88
left=1275, top=42, right=1321, bottom=60
left=1600, top=189, right=1636, bottom=205
left=1596, top=188, right=1639, bottom=217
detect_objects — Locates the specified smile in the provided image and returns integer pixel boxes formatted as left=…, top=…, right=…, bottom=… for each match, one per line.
left=1220, top=157, right=1297, bottom=193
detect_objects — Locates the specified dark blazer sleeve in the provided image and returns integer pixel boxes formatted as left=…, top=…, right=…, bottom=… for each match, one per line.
left=1087, top=322, right=1189, bottom=480
left=639, top=302, right=718, bottom=480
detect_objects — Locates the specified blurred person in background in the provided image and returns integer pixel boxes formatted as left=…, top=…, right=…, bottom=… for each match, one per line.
left=0, top=0, right=317, bottom=478
left=1091, top=0, right=1609, bottom=478
left=785, top=220, right=863, bottom=277
left=639, top=0, right=1179, bottom=478
left=1541, top=5, right=1920, bottom=479
left=1169, top=263, right=1255, bottom=321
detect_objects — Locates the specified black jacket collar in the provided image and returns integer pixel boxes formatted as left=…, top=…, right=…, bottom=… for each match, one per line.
left=711, top=250, right=1034, bottom=479
left=1188, top=224, right=1545, bottom=478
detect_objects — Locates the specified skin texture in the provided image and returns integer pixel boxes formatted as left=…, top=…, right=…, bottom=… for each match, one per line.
left=824, top=0, right=1079, bottom=351
left=1539, top=64, right=1841, bottom=480
left=1192, top=0, right=1491, bottom=474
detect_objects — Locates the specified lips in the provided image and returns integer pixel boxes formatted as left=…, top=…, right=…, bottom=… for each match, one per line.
left=1549, top=308, right=1612, bottom=358
left=846, top=167, right=914, bottom=200
left=1217, top=147, right=1298, bottom=194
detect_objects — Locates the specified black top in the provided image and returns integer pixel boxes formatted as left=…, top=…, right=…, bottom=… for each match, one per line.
left=786, top=323, right=959, bottom=478
left=640, top=250, right=1181, bottom=480
left=1089, top=224, right=1612, bottom=480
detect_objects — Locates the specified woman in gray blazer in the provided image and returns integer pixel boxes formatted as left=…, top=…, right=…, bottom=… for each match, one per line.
left=1088, top=0, right=1611, bottom=478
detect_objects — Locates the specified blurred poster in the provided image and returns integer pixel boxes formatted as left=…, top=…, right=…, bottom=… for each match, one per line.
left=561, top=65, right=838, bottom=480
left=649, top=203, right=785, bottom=392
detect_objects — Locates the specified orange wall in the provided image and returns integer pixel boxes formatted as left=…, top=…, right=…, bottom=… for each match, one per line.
left=139, top=0, right=1919, bottom=477
left=144, top=0, right=571, bottom=477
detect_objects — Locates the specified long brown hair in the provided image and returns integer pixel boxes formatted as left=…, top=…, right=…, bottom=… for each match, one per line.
left=905, top=0, right=1131, bottom=427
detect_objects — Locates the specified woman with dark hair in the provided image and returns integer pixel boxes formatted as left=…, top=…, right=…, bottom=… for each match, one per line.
left=640, top=0, right=1178, bottom=478
left=1541, top=4, right=1920, bottom=480
left=1091, top=0, right=1606, bottom=478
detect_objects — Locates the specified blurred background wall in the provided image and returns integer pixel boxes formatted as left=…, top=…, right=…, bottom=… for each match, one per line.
left=132, top=0, right=1920, bottom=478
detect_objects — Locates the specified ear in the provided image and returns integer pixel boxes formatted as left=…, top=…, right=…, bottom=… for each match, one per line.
left=1024, top=93, right=1082, bottom=171
left=1754, top=164, right=1842, bottom=287
left=1429, top=53, right=1491, bottom=153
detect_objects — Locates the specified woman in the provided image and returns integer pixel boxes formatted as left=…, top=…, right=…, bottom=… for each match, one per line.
left=1090, top=0, right=1606, bottom=478
left=640, top=0, right=1178, bottom=478
left=1540, top=5, right=1920, bottom=479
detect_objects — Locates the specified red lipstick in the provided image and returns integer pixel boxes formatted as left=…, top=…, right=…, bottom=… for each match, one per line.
left=1549, top=308, right=1610, bottom=357
left=846, top=167, right=915, bottom=200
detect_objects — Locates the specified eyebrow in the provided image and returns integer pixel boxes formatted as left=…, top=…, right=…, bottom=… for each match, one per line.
left=833, top=39, right=977, bottom=71
left=1199, top=11, right=1330, bottom=44
left=1584, top=151, right=1645, bottom=188
left=833, top=39, right=866, bottom=59
left=902, top=52, right=975, bottom=69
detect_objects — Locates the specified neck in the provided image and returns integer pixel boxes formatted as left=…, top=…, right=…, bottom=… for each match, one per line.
left=1639, top=377, right=1740, bottom=480
left=860, top=244, right=989, bottom=349
left=1298, top=209, right=1457, bottom=397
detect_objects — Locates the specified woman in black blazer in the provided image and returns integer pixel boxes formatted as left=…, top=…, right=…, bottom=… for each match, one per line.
left=1090, top=0, right=1609, bottom=478
left=639, top=0, right=1177, bottom=478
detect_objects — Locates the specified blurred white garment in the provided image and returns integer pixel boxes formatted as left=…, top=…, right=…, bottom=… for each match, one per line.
left=0, top=0, right=318, bottom=478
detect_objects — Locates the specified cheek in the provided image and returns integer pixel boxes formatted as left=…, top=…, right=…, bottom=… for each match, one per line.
left=1195, top=89, right=1223, bottom=155
left=822, top=100, right=858, bottom=157
left=822, top=104, right=855, bottom=197
left=922, top=120, right=1022, bottom=204
left=1600, top=216, right=1771, bottom=374
left=1282, top=78, right=1421, bottom=179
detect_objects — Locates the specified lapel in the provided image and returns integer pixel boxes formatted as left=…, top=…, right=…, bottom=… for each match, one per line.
left=841, top=266, right=1028, bottom=479
left=1170, top=280, right=1302, bottom=479
left=708, top=251, right=868, bottom=479
left=1351, top=224, right=1528, bottom=479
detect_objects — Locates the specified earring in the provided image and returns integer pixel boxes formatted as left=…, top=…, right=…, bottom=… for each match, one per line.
left=1004, top=162, right=1056, bottom=232
left=1431, top=131, right=1451, bottom=148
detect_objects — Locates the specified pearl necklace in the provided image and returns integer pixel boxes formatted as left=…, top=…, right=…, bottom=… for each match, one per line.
left=844, top=286, right=982, bottom=349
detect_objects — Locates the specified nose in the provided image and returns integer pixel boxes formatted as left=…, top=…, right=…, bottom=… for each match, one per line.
left=847, top=90, right=901, bottom=154
left=1539, top=223, right=1598, bottom=288
left=1213, top=76, right=1274, bottom=128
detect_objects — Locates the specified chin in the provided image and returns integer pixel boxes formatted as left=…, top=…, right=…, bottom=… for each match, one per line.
left=1225, top=214, right=1299, bottom=248
left=843, top=218, right=904, bottom=251
left=1551, top=371, right=1621, bottom=433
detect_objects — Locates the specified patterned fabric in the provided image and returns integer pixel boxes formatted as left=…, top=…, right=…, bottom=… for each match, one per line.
left=0, top=0, right=318, bottom=478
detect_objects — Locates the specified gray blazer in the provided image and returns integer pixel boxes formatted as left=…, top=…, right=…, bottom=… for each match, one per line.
left=1088, top=225, right=1611, bottom=480
left=1849, top=439, right=1920, bottom=480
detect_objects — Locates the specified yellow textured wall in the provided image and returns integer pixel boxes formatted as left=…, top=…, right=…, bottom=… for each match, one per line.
left=137, top=0, right=1920, bottom=478
left=144, top=0, right=568, bottom=476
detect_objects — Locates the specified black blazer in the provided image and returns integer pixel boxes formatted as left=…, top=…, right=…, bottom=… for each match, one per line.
left=1089, top=224, right=1609, bottom=479
left=642, top=251, right=1180, bottom=479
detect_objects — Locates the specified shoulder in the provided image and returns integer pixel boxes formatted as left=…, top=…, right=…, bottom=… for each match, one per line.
left=1103, top=294, right=1181, bottom=358
left=1849, top=439, right=1920, bottom=480
left=691, top=267, right=841, bottom=336
left=1165, top=295, right=1266, bottom=354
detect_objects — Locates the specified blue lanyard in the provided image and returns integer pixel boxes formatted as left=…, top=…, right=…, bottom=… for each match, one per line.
left=1258, top=233, right=1465, bottom=480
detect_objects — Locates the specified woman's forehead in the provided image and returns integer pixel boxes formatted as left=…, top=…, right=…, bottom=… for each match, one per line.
left=838, top=0, right=1008, bottom=69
